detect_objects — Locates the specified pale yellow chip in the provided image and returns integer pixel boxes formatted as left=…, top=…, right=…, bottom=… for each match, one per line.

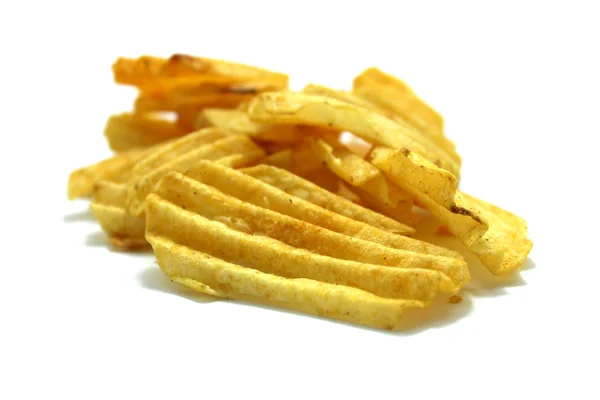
left=90, top=181, right=147, bottom=250
left=68, top=146, right=156, bottom=200
left=149, top=235, right=424, bottom=329
left=147, top=195, right=441, bottom=302
left=155, top=172, right=468, bottom=291
left=302, top=84, right=380, bottom=110
left=127, top=134, right=264, bottom=216
left=311, top=139, right=414, bottom=225
left=183, top=162, right=469, bottom=263
left=353, top=68, right=445, bottom=137
left=195, top=108, right=303, bottom=143
left=370, top=147, right=533, bottom=275
left=104, top=112, right=186, bottom=152
left=247, top=91, right=460, bottom=176
left=353, top=68, right=460, bottom=167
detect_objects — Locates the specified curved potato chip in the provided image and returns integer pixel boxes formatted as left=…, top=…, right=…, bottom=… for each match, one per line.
left=247, top=92, right=460, bottom=176
left=68, top=146, right=156, bottom=200
left=184, top=162, right=471, bottom=262
left=127, top=135, right=264, bottom=216
left=353, top=68, right=460, bottom=167
left=90, top=181, right=147, bottom=250
left=149, top=235, right=424, bottom=329
left=147, top=195, right=441, bottom=301
left=311, top=139, right=414, bottom=225
left=155, top=172, right=468, bottom=291
left=370, top=147, right=533, bottom=275
left=104, top=112, right=186, bottom=152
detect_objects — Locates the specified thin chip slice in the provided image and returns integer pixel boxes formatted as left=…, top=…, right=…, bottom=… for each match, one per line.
left=90, top=181, right=147, bottom=250
left=155, top=172, right=468, bottom=291
left=196, top=108, right=303, bottom=143
left=242, top=164, right=410, bottom=233
left=353, top=68, right=460, bottom=167
left=184, top=162, right=468, bottom=263
left=149, top=235, right=425, bottom=329
left=104, top=112, right=186, bottom=152
left=147, top=195, right=441, bottom=301
left=113, top=54, right=289, bottom=89
left=311, top=139, right=414, bottom=225
left=353, top=67, right=445, bottom=138
left=247, top=92, right=460, bottom=176
left=302, top=84, right=381, bottom=110
left=68, top=145, right=156, bottom=200
left=135, top=92, right=253, bottom=113
left=127, top=135, right=264, bottom=216
left=370, top=147, right=533, bottom=275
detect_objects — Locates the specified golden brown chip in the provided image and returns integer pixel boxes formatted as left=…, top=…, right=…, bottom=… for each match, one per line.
left=370, top=147, right=533, bottom=275
left=104, top=112, right=186, bottom=152
left=113, top=54, right=289, bottom=89
left=154, top=172, right=468, bottom=291
left=247, top=92, right=460, bottom=176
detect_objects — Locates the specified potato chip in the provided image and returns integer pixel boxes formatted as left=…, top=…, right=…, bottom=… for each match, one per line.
left=149, top=235, right=424, bottom=329
left=370, top=147, right=533, bottom=274
left=68, top=146, right=155, bottom=200
left=90, top=181, right=147, bottom=250
left=353, top=68, right=443, bottom=132
left=113, top=54, right=289, bottom=89
left=353, top=68, right=460, bottom=165
left=104, top=112, right=186, bottom=152
left=146, top=196, right=441, bottom=302
left=310, top=139, right=414, bottom=225
left=183, top=162, right=470, bottom=264
left=154, top=172, right=468, bottom=291
left=127, top=134, right=264, bottom=216
left=242, top=164, right=412, bottom=234
left=247, top=92, right=460, bottom=176
left=196, top=108, right=303, bottom=143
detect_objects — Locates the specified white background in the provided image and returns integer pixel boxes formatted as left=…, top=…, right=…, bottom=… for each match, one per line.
left=1, top=1, right=599, bottom=399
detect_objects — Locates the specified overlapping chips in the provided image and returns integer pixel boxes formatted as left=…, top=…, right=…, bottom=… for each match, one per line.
left=68, top=53, right=533, bottom=329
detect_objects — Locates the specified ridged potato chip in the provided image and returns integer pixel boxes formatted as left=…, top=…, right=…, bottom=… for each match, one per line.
left=310, top=139, right=415, bottom=225
left=353, top=68, right=460, bottom=168
left=247, top=92, right=460, bottom=176
left=370, top=147, right=532, bottom=275
left=149, top=235, right=424, bottom=329
left=154, top=171, right=468, bottom=291
left=127, top=132, right=264, bottom=216
left=90, top=181, right=147, bottom=250
left=68, top=146, right=155, bottom=200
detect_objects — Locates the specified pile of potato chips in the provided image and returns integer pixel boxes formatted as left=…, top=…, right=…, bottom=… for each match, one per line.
left=68, top=54, right=532, bottom=329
